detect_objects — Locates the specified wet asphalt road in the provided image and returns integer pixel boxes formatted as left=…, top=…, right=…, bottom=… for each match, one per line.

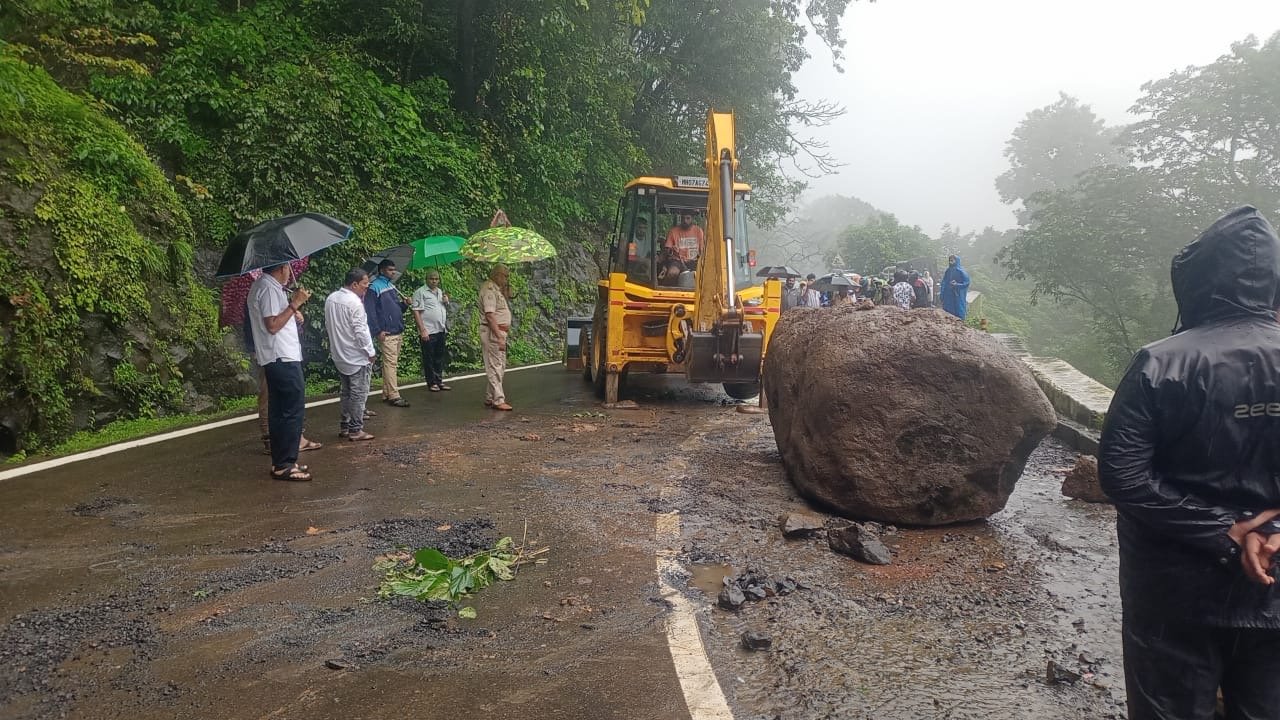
left=0, top=366, right=1126, bottom=720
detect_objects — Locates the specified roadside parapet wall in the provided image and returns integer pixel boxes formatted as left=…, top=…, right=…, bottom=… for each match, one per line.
left=992, top=334, right=1113, bottom=456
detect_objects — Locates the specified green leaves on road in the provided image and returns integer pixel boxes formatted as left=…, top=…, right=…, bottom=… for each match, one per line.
left=375, top=537, right=546, bottom=618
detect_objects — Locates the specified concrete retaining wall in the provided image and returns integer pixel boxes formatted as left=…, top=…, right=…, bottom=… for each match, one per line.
left=992, top=334, right=1112, bottom=456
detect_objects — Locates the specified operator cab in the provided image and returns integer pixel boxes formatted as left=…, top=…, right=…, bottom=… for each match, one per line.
left=613, top=175, right=755, bottom=291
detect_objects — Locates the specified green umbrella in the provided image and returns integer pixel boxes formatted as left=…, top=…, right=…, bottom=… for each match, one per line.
left=461, top=226, right=556, bottom=264
left=408, top=235, right=465, bottom=269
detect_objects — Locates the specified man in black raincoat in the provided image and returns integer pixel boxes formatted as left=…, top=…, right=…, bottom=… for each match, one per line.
left=1100, top=206, right=1280, bottom=720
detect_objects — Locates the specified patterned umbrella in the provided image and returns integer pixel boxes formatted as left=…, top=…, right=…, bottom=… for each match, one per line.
left=461, top=226, right=556, bottom=264
left=219, top=257, right=310, bottom=327
left=408, top=235, right=465, bottom=269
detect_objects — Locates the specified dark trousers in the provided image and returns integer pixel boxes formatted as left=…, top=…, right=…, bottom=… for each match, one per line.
left=1123, top=612, right=1280, bottom=719
left=263, top=360, right=305, bottom=470
left=420, top=331, right=447, bottom=386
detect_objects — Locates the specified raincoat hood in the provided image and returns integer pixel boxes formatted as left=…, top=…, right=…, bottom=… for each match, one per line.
left=1171, top=206, right=1280, bottom=330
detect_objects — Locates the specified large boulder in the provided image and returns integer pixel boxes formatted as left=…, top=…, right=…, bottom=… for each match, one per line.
left=763, top=305, right=1056, bottom=525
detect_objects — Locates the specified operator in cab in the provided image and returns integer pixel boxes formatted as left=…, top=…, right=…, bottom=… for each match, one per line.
left=664, top=212, right=705, bottom=266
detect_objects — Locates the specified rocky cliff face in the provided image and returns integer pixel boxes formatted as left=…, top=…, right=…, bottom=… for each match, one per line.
left=0, top=54, right=248, bottom=453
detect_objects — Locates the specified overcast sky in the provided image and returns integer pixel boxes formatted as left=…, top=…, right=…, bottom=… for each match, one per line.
left=791, top=0, right=1280, bottom=235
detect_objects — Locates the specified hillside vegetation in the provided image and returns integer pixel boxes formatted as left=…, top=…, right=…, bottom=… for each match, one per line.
left=0, top=0, right=854, bottom=451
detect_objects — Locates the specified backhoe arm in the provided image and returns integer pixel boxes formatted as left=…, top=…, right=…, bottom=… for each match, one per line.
left=682, top=109, right=764, bottom=387
left=693, top=110, right=740, bottom=332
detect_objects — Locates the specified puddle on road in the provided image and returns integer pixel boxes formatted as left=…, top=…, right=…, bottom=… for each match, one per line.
left=686, top=562, right=735, bottom=596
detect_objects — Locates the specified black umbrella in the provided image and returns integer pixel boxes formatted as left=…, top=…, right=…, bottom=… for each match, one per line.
left=755, top=265, right=802, bottom=279
left=810, top=273, right=856, bottom=293
left=361, top=244, right=415, bottom=276
left=215, top=213, right=353, bottom=278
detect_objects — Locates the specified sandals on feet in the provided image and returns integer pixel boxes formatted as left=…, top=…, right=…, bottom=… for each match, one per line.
left=270, top=465, right=312, bottom=482
left=346, top=431, right=375, bottom=441
left=439, top=384, right=452, bottom=391
left=493, top=402, right=513, bottom=411
left=299, top=439, right=323, bottom=452
left=428, top=385, right=441, bottom=392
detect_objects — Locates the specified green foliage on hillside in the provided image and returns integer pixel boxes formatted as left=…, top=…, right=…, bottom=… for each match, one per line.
left=0, top=0, right=855, bottom=449
left=0, top=48, right=238, bottom=447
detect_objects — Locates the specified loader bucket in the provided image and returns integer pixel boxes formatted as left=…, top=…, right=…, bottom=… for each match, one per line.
left=684, top=330, right=763, bottom=384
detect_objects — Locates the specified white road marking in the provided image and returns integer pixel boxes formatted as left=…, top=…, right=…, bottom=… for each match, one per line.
left=0, top=361, right=561, bottom=482
left=656, top=484, right=735, bottom=719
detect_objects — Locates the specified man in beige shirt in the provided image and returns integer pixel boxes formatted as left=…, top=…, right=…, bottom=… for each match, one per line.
left=479, top=264, right=513, bottom=410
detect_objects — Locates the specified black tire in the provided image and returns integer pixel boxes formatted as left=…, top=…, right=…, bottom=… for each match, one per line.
left=592, top=323, right=607, bottom=399
left=723, top=382, right=761, bottom=400
left=580, top=326, right=593, bottom=381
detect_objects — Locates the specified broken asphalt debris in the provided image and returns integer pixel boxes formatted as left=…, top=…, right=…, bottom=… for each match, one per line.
left=780, top=510, right=826, bottom=538
left=375, top=536, right=548, bottom=618
left=716, top=568, right=799, bottom=612
left=828, top=523, right=893, bottom=565
left=1046, top=659, right=1082, bottom=685
left=741, top=631, right=773, bottom=651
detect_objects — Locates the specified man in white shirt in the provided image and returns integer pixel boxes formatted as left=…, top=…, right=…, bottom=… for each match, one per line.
left=248, top=262, right=313, bottom=481
left=325, top=268, right=377, bottom=442
left=412, top=270, right=451, bottom=392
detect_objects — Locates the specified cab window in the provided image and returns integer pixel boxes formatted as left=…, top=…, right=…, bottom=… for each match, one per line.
left=618, top=190, right=658, bottom=286
left=733, top=195, right=755, bottom=290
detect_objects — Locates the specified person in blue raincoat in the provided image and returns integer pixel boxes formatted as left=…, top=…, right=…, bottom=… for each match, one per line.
left=940, top=255, right=970, bottom=320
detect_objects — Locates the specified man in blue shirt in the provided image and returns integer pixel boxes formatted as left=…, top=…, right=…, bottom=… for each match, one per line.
left=363, top=259, right=410, bottom=407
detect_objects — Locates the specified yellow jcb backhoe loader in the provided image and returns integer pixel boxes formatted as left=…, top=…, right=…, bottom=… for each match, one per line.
left=564, top=109, right=782, bottom=404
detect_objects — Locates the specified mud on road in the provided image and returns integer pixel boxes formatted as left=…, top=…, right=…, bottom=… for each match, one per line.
left=0, top=368, right=1124, bottom=719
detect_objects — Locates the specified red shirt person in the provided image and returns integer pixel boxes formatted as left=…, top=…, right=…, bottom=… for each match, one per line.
left=664, top=213, right=705, bottom=264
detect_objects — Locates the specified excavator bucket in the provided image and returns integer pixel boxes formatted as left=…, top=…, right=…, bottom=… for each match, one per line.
left=684, top=330, right=763, bottom=384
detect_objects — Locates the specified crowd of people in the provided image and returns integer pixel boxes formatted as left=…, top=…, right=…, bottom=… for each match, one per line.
left=778, top=254, right=971, bottom=320
left=245, top=261, right=514, bottom=482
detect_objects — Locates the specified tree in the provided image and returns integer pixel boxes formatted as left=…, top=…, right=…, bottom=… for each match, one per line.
left=995, top=93, right=1126, bottom=218
left=1123, top=32, right=1280, bottom=219
left=997, top=166, right=1184, bottom=371
left=838, top=212, right=934, bottom=275
left=628, top=0, right=855, bottom=224
left=994, top=34, right=1280, bottom=379
left=749, top=193, right=879, bottom=271
left=962, top=226, right=1017, bottom=268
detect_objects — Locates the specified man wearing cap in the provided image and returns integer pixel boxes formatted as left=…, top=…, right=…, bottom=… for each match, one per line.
left=478, top=265, right=513, bottom=411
